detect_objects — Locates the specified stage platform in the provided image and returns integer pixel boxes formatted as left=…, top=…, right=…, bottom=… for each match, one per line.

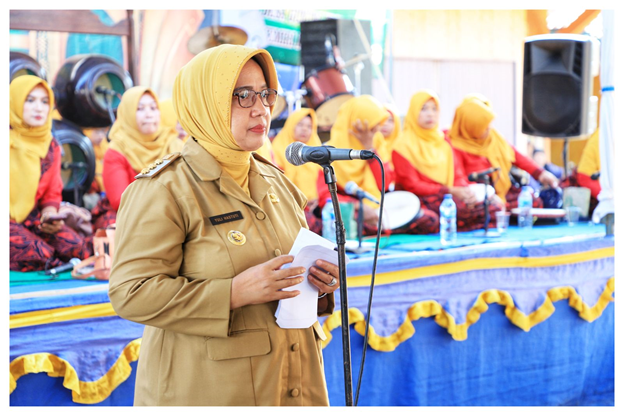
left=9, top=222, right=614, bottom=406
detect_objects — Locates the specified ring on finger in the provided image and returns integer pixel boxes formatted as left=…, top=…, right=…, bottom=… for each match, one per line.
left=327, top=277, right=337, bottom=287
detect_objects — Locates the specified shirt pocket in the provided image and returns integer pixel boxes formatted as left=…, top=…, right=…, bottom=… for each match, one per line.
left=205, top=328, right=272, bottom=360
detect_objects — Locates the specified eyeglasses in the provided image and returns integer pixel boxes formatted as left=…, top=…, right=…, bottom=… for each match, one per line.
left=232, top=88, right=278, bottom=108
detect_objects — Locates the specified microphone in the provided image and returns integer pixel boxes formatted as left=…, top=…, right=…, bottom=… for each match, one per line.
left=345, top=181, right=380, bottom=204
left=468, top=167, right=500, bottom=182
left=285, top=142, right=375, bottom=166
left=95, top=86, right=117, bottom=96
left=45, top=258, right=81, bottom=275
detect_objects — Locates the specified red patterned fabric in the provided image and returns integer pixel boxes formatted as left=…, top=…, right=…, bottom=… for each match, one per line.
left=10, top=209, right=92, bottom=272
left=90, top=196, right=117, bottom=231
left=393, top=149, right=500, bottom=231
left=315, top=159, right=438, bottom=236
left=10, top=139, right=91, bottom=272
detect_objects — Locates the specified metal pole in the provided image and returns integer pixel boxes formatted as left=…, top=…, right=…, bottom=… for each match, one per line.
left=323, top=165, right=353, bottom=406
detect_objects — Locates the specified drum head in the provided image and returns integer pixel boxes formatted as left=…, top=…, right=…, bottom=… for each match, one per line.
left=315, top=94, right=354, bottom=129
left=377, top=191, right=421, bottom=230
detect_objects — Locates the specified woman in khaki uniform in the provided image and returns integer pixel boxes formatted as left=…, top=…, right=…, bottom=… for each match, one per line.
left=108, top=45, right=340, bottom=406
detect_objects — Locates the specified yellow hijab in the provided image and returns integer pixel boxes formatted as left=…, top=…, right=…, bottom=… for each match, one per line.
left=10, top=75, right=55, bottom=223
left=326, top=95, right=389, bottom=207
left=272, top=108, right=323, bottom=200
left=449, top=97, right=515, bottom=200
left=376, top=104, right=401, bottom=163
left=172, top=44, right=278, bottom=194
left=578, top=128, right=600, bottom=176
left=108, top=87, right=183, bottom=173
left=393, top=90, right=455, bottom=187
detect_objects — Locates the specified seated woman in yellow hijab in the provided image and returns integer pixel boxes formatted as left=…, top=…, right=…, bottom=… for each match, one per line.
left=91, top=87, right=183, bottom=230
left=9, top=75, right=91, bottom=272
left=393, top=90, right=502, bottom=231
left=317, top=95, right=439, bottom=235
left=108, top=44, right=339, bottom=406
left=449, top=95, right=558, bottom=210
left=272, top=108, right=323, bottom=234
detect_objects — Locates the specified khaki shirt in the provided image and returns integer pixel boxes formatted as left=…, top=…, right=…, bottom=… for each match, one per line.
left=109, top=138, right=334, bottom=406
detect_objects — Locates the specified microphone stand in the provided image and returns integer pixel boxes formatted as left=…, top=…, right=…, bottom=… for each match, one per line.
left=351, top=194, right=373, bottom=254
left=322, top=164, right=353, bottom=406
left=474, top=174, right=499, bottom=238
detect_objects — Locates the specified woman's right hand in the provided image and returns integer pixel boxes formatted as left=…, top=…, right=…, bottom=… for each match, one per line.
left=450, top=186, right=478, bottom=205
left=230, top=255, right=306, bottom=310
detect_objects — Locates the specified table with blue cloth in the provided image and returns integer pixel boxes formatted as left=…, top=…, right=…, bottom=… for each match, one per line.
left=9, top=222, right=614, bottom=406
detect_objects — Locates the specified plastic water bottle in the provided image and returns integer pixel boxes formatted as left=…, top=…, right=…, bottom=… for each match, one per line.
left=322, top=199, right=336, bottom=242
left=518, top=186, right=533, bottom=229
left=439, top=194, right=457, bottom=245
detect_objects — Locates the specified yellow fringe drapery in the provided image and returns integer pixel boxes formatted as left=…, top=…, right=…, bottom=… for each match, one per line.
left=9, top=339, right=141, bottom=404
left=321, top=277, right=614, bottom=351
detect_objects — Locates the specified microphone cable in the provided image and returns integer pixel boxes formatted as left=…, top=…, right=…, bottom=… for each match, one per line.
left=354, top=153, right=386, bottom=405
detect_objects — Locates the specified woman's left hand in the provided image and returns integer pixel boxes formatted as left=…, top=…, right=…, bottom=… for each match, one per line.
left=308, top=259, right=340, bottom=297
left=539, top=170, right=559, bottom=188
left=39, top=211, right=64, bottom=234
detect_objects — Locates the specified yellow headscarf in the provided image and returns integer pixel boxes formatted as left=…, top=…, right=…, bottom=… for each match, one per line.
left=272, top=108, right=323, bottom=200
left=376, top=104, right=401, bottom=163
left=326, top=95, right=389, bottom=208
left=578, top=128, right=600, bottom=176
left=449, top=96, right=515, bottom=201
left=172, top=45, right=278, bottom=194
left=108, top=87, right=183, bottom=173
left=10, top=75, right=55, bottom=223
left=393, top=90, right=455, bottom=187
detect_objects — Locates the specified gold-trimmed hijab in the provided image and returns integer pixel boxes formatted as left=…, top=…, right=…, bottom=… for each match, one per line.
left=172, top=44, right=278, bottom=194
left=449, top=96, right=515, bottom=200
left=393, top=90, right=455, bottom=187
left=326, top=95, right=389, bottom=208
left=108, top=86, right=183, bottom=173
left=10, top=75, right=55, bottom=223
left=272, top=108, right=323, bottom=200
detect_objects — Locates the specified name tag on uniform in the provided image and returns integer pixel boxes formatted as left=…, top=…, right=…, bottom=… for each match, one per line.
left=209, top=211, right=244, bottom=225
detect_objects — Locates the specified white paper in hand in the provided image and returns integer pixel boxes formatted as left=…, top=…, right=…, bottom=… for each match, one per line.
left=275, top=228, right=344, bottom=329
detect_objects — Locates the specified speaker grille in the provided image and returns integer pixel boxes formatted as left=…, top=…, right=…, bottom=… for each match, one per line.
left=523, top=74, right=581, bottom=136
left=573, top=43, right=584, bottom=78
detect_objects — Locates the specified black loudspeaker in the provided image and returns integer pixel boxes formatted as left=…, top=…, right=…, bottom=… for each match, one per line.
left=522, top=34, right=598, bottom=138
left=53, top=119, right=96, bottom=207
left=300, top=19, right=372, bottom=95
left=10, top=51, right=47, bottom=83
left=54, top=54, right=133, bottom=128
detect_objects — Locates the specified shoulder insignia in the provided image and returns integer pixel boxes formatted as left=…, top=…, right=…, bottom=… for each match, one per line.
left=252, top=152, right=285, bottom=174
left=135, top=152, right=182, bottom=179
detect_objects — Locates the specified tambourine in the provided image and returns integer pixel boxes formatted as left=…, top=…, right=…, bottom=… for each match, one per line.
left=377, top=191, right=422, bottom=231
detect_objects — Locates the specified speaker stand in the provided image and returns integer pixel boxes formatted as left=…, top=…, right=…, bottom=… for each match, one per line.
left=562, top=138, right=569, bottom=178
